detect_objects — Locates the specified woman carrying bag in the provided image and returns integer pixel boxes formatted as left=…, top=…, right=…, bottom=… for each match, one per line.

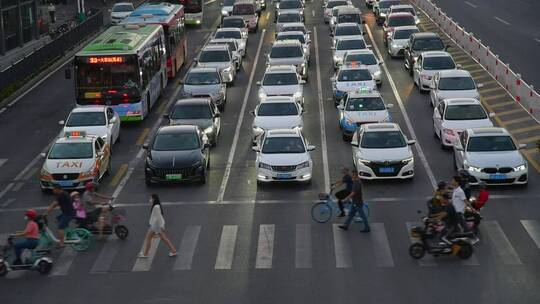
left=139, top=194, right=177, bottom=258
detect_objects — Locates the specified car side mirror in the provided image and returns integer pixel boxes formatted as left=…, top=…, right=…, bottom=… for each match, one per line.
left=407, top=140, right=416, bottom=145
left=58, top=120, right=65, bottom=125
left=455, top=146, right=464, bottom=151
left=456, top=64, right=462, bottom=69
left=489, top=112, right=496, bottom=118
left=445, top=45, right=450, bottom=51
left=307, top=145, right=316, bottom=151
left=204, top=143, right=211, bottom=149
left=330, top=77, right=336, bottom=82
left=143, top=143, right=149, bottom=150
left=350, top=140, right=359, bottom=147
left=97, top=151, right=104, bottom=157
left=477, top=83, right=484, bottom=88
left=163, top=114, right=170, bottom=119
left=300, top=80, right=306, bottom=84
left=64, top=68, right=71, bottom=79
left=250, top=110, right=255, bottom=116
left=386, top=103, right=394, bottom=109
left=337, top=105, right=344, bottom=110
left=518, top=144, right=527, bottom=149
left=362, top=32, right=367, bottom=35
left=378, top=60, right=384, bottom=65
left=214, top=113, right=221, bottom=118
left=40, top=152, right=46, bottom=158
left=109, top=116, right=117, bottom=124
left=256, top=81, right=262, bottom=86
left=252, top=146, right=260, bottom=152
left=330, top=46, right=335, bottom=50
left=366, top=44, right=372, bottom=48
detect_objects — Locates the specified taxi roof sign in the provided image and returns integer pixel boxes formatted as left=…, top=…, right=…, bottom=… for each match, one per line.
left=65, top=131, right=87, bottom=138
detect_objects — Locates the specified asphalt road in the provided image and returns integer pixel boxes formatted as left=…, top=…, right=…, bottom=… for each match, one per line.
left=433, top=0, right=540, bottom=89
left=0, top=1, right=539, bottom=303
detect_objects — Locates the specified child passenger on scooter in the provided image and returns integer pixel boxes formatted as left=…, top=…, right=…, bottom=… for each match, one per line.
left=11, top=209, right=40, bottom=265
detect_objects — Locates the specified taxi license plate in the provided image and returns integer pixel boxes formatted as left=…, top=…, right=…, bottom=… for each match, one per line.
left=276, top=173, right=292, bottom=179
left=57, top=181, right=73, bottom=187
left=489, top=173, right=507, bottom=180
left=379, top=167, right=394, bottom=173
left=166, top=174, right=182, bottom=181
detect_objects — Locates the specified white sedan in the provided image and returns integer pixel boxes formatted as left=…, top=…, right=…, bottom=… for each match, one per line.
left=251, top=96, right=304, bottom=144
left=433, top=98, right=494, bottom=148
left=430, top=69, right=482, bottom=107
left=332, top=64, right=377, bottom=102
left=342, top=49, right=383, bottom=85
left=60, top=106, right=120, bottom=149
left=332, top=36, right=369, bottom=69
left=413, top=51, right=458, bottom=93
left=351, top=123, right=415, bottom=180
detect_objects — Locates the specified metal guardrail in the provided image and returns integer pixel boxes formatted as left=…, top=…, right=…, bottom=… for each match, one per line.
left=0, top=10, right=104, bottom=95
left=411, top=0, right=540, bottom=120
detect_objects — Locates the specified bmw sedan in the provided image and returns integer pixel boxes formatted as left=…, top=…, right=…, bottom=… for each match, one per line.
left=429, top=69, right=482, bottom=107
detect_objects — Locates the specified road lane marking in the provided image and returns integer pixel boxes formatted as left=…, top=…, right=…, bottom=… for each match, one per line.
left=50, top=247, right=77, bottom=276
left=332, top=224, right=352, bottom=268
left=174, top=225, right=201, bottom=270
left=0, top=183, right=15, bottom=201
left=215, top=225, right=238, bottom=269
left=503, top=116, right=533, bottom=126
left=204, top=0, right=216, bottom=4
left=90, top=236, right=121, bottom=273
left=365, top=25, right=437, bottom=188
left=521, top=149, right=540, bottom=173
left=406, top=222, right=436, bottom=266
left=483, top=220, right=522, bottom=265
left=482, top=93, right=508, bottom=102
left=521, top=220, right=540, bottom=250
left=11, top=182, right=23, bottom=192
left=135, top=128, right=150, bottom=146
left=22, top=167, right=39, bottom=181
left=535, top=38, right=540, bottom=44
left=312, top=10, right=315, bottom=17
left=479, top=86, right=505, bottom=94
left=217, top=29, right=266, bottom=203
left=109, top=164, right=128, bottom=187
left=1, top=198, right=16, bottom=207
left=490, top=101, right=516, bottom=109
left=461, top=63, right=478, bottom=69
left=496, top=108, right=526, bottom=117
left=370, top=223, right=394, bottom=267
left=494, top=16, right=510, bottom=26
left=517, top=135, right=540, bottom=144
left=255, top=224, right=275, bottom=269
left=132, top=231, right=160, bottom=272
left=314, top=26, right=330, bottom=191
left=0, top=159, right=6, bottom=168
left=464, top=1, right=477, bottom=8
left=509, top=124, right=540, bottom=134
left=295, top=224, right=312, bottom=269
left=468, top=68, right=485, bottom=74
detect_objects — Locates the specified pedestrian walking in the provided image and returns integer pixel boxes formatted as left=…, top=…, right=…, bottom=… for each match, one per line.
left=338, top=169, right=370, bottom=232
left=48, top=3, right=56, bottom=24
left=139, top=194, right=177, bottom=258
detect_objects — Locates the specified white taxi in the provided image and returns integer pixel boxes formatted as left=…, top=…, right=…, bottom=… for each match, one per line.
left=332, top=63, right=377, bottom=103
left=40, top=131, right=112, bottom=191
left=59, top=106, right=121, bottom=149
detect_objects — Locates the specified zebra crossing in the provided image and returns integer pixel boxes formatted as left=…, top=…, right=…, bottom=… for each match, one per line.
left=2, top=219, right=540, bottom=279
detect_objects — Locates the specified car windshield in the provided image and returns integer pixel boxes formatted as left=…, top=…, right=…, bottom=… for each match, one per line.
left=361, top=131, right=406, bottom=148
left=438, top=77, right=476, bottom=90
left=209, top=41, right=237, bottom=51
left=393, top=28, right=419, bottom=39
left=185, top=72, right=221, bottom=85
left=48, top=143, right=93, bottom=159
left=344, top=54, right=377, bottom=65
left=112, top=4, right=133, bottom=12
left=327, top=1, right=348, bottom=9
left=223, top=0, right=235, bottom=5
left=215, top=31, right=241, bottom=39
left=258, top=103, right=298, bottom=116
left=392, top=7, right=415, bottom=15
left=379, top=1, right=401, bottom=9
left=337, top=39, right=366, bottom=50
left=222, top=18, right=244, bottom=27
left=338, top=69, right=372, bottom=81
left=412, top=37, right=445, bottom=51
left=263, top=73, right=299, bottom=85
left=467, top=136, right=516, bottom=152
left=423, top=56, right=455, bottom=70
left=199, top=50, right=230, bottom=62
left=171, top=105, right=213, bottom=119
left=232, top=4, right=254, bottom=15
left=262, top=137, right=305, bottom=153
left=444, top=104, right=487, bottom=120
left=66, top=112, right=106, bottom=127
left=388, top=16, right=415, bottom=27
left=346, top=97, right=386, bottom=111
left=270, top=46, right=303, bottom=58
left=153, top=132, right=200, bottom=151
left=279, top=1, right=302, bottom=9
left=335, top=26, right=361, bottom=36
left=277, top=34, right=305, bottom=44
left=283, top=26, right=305, bottom=33
left=278, top=13, right=302, bottom=23
left=338, top=13, right=360, bottom=24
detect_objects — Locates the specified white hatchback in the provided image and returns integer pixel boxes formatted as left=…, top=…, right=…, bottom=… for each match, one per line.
left=251, top=96, right=304, bottom=144
left=254, top=129, right=315, bottom=183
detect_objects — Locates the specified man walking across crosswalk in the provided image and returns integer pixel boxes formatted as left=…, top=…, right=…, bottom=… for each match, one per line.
left=338, top=169, right=370, bottom=232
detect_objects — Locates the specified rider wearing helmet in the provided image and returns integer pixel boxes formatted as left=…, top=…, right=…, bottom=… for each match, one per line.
left=81, top=182, right=112, bottom=239
left=11, top=209, right=41, bottom=264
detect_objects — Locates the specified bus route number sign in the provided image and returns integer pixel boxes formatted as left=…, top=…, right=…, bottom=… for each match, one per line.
left=88, top=56, right=124, bottom=64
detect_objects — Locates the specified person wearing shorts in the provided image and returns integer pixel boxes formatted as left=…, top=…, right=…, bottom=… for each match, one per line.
left=46, top=186, right=75, bottom=247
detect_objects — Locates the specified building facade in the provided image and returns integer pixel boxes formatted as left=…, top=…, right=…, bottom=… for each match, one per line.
left=0, top=0, right=40, bottom=55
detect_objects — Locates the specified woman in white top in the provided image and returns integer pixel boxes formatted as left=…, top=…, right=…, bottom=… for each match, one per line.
left=139, top=194, right=177, bottom=257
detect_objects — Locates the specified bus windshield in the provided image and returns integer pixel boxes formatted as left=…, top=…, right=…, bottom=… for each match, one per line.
left=180, top=0, right=202, bottom=13
left=75, top=56, right=140, bottom=92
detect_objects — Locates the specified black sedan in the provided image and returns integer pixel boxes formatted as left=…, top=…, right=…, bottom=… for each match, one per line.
left=144, top=125, right=210, bottom=185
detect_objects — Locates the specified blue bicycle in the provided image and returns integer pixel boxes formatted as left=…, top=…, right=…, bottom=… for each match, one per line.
left=311, top=191, right=370, bottom=223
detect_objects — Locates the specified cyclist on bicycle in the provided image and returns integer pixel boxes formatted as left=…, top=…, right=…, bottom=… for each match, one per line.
left=330, top=167, right=353, bottom=218
left=46, top=185, right=75, bottom=248
left=82, top=182, right=112, bottom=239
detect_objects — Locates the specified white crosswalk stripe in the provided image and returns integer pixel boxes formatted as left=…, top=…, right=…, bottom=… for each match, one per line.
left=90, top=236, right=121, bottom=273
left=370, top=223, right=394, bottom=268
left=50, top=247, right=77, bottom=276
left=521, top=220, right=540, bottom=250
left=174, top=225, right=201, bottom=270
left=406, top=222, right=436, bottom=267
left=214, top=225, right=238, bottom=270
left=255, top=224, right=275, bottom=269
left=332, top=224, right=352, bottom=268
left=295, top=224, right=311, bottom=269
left=0, top=159, right=7, bottom=169
left=132, top=230, right=160, bottom=272
left=483, top=221, right=522, bottom=265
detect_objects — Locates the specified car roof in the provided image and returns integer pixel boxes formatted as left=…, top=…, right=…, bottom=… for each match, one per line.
left=188, top=66, right=219, bottom=73
left=337, top=6, right=360, bottom=13
left=393, top=25, right=419, bottom=31
left=234, top=0, right=255, bottom=5
left=277, top=31, right=305, bottom=36
left=438, top=69, right=472, bottom=78
left=336, top=22, right=361, bottom=28
left=265, top=65, right=298, bottom=73
left=422, top=51, right=451, bottom=58
left=390, top=4, right=414, bottom=9
left=345, top=49, right=374, bottom=56
left=282, top=22, right=306, bottom=28
left=201, top=44, right=229, bottom=51
left=216, top=27, right=241, bottom=32
left=273, top=39, right=302, bottom=47
left=209, top=38, right=238, bottom=44
left=347, top=91, right=382, bottom=98
left=114, top=2, right=133, bottom=6
left=388, top=12, right=414, bottom=18
left=222, top=16, right=244, bottom=22
left=364, top=123, right=400, bottom=132
left=444, top=98, right=481, bottom=106
left=468, top=127, right=509, bottom=136
left=55, top=134, right=96, bottom=144
left=412, top=32, right=440, bottom=39
left=158, top=125, right=199, bottom=134
left=173, top=98, right=211, bottom=107
left=260, top=96, right=297, bottom=103
left=71, top=106, right=107, bottom=113
left=339, top=64, right=369, bottom=71
left=266, top=129, right=302, bottom=137
left=336, top=36, right=365, bottom=42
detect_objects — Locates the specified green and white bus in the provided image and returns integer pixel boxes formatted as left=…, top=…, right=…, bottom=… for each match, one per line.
left=177, top=0, right=204, bottom=25
left=73, top=24, right=167, bottom=121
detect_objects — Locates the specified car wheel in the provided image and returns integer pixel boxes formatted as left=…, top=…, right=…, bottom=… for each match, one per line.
left=342, top=133, right=350, bottom=142
left=199, top=170, right=206, bottom=185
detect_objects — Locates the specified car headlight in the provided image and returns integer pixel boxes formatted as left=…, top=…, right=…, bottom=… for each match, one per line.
left=293, top=91, right=302, bottom=99
left=252, top=126, right=265, bottom=134
left=221, top=9, right=228, bottom=16
left=40, top=168, right=51, bottom=177
left=223, top=67, right=232, bottom=74
left=79, top=166, right=97, bottom=178
left=464, top=163, right=482, bottom=173
left=380, top=12, right=387, bottom=17
left=401, top=157, right=413, bottom=164
left=373, top=70, right=381, bottom=77
left=514, top=164, right=527, bottom=171
left=341, top=116, right=357, bottom=130
left=412, top=56, right=419, bottom=63
left=297, top=161, right=310, bottom=169
left=390, top=42, right=399, bottom=49
left=443, top=128, right=455, bottom=136
left=292, top=125, right=303, bottom=130
left=357, top=158, right=371, bottom=165
left=415, top=18, right=420, bottom=25
left=258, top=89, right=267, bottom=99
left=333, top=55, right=342, bottom=62
left=192, top=161, right=203, bottom=168
left=258, top=162, right=272, bottom=170
left=203, top=126, right=214, bottom=134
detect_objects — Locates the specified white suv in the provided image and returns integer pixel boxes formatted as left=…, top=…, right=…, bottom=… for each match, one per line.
left=253, top=129, right=315, bottom=183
